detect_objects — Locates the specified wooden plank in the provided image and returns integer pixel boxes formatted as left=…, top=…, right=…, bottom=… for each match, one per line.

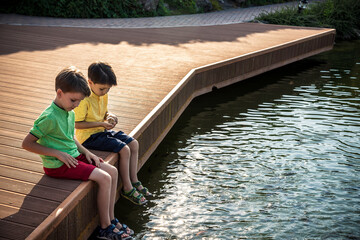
left=0, top=136, right=23, bottom=149
left=0, top=165, right=81, bottom=191
left=0, top=154, right=43, bottom=173
left=0, top=176, right=70, bottom=202
left=0, top=190, right=58, bottom=214
left=0, top=145, right=40, bottom=162
left=0, top=205, right=47, bottom=227
left=0, top=129, right=27, bottom=140
left=0, top=220, right=34, bottom=240
left=0, top=121, right=32, bottom=134
left=0, top=113, right=35, bottom=127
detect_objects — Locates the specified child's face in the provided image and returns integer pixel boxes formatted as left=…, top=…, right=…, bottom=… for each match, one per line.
left=89, top=80, right=112, bottom=97
left=56, top=90, right=85, bottom=111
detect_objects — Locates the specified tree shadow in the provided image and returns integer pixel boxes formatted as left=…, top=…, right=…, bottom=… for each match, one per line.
left=0, top=22, right=318, bottom=55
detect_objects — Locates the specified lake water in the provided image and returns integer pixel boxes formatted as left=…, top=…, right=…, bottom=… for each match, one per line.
left=115, top=40, right=360, bottom=239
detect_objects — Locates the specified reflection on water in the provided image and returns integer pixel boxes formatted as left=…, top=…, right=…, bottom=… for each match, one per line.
left=115, top=40, right=360, bottom=239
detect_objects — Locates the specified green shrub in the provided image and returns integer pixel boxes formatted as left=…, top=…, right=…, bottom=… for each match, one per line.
left=0, top=0, right=154, bottom=18
left=255, top=0, right=360, bottom=40
left=210, top=0, right=222, bottom=11
left=157, top=0, right=171, bottom=16
left=165, top=0, right=197, bottom=15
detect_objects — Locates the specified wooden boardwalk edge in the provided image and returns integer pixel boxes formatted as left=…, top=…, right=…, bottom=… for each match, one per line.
left=132, top=29, right=336, bottom=169
left=24, top=29, right=335, bottom=240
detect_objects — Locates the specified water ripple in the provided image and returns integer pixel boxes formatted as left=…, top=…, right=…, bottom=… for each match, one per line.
left=131, top=41, right=360, bottom=239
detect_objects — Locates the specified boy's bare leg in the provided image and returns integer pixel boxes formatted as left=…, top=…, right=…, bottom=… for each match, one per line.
left=119, top=146, right=133, bottom=192
left=119, top=144, right=146, bottom=202
left=128, top=139, right=139, bottom=183
left=128, top=139, right=151, bottom=195
left=99, top=162, right=118, bottom=221
left=88, top=168, right=112, bottom=228
left=91, top=164, right=132, bottom=238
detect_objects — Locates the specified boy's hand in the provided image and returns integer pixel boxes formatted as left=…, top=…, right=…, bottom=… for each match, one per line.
left=106, top=113, right=118, bottom=125
left=57, top=151, right=79, bottom=168
left=103, top=122, right=116, bottom=130
left=85, top=151, right=103, bottom=167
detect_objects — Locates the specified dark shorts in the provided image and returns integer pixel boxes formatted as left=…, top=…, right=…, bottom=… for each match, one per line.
left=43, top=154, right=96, bottom=181
left=82, top=130, right=134, bottom=153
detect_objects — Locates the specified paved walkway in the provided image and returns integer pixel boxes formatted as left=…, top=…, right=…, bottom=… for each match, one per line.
left=0, top=0, right=322, bottom=28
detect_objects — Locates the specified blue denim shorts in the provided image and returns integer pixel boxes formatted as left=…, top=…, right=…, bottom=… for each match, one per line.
left=82, top=130, right=134, bottom=153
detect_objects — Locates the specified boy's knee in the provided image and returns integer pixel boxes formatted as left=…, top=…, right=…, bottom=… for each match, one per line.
left=104, top=172, right=112, bottom=182
left=129, top=139, right=139, bottom=150
left=109, top=165, right=118, bottom=178
left=98, top=171, right=112, bottom=186
left=119, top=145, right=131, bottom=156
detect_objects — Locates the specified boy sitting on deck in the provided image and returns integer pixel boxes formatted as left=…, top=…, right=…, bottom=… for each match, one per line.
left=74, top=62, right=152, bottom=206
left=22, top=66, right=134, bottom=240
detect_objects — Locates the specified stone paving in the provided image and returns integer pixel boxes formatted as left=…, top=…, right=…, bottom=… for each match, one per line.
left=0, top=0, right=322, bottom=28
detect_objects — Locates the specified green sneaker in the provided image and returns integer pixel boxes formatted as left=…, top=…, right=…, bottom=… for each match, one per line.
left=121, top=187, right=148, bottom=205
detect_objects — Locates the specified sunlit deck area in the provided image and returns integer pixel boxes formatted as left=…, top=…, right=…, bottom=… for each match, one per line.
left=0, top=22, right=335, bottom=239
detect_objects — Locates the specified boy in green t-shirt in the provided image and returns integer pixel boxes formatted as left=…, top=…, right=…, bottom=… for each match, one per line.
left=74, top=62, right=152, bottom=206
left=22, top=66, right=133, bottom=240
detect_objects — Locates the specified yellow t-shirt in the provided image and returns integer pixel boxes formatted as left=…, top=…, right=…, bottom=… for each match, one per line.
left=74, top=92, right=108, bottom=143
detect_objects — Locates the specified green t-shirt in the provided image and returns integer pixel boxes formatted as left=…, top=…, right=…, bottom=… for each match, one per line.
left=30, top=102, right=80, bottom=168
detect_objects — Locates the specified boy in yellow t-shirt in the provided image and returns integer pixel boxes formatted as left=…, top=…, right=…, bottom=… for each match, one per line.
left=74, top=62, right=151, bottom=206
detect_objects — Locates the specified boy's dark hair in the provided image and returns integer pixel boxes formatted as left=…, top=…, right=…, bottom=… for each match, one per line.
left=88, top=62, right=117, bottom=86
left=55, top=66, right=91, bottom=97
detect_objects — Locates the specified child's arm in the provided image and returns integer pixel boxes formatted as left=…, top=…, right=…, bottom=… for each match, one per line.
left=74, top=138, right=103, bottom=167
left=75, top=121, right=115, bottom=130
left=22, top=133, right=79, bottom=168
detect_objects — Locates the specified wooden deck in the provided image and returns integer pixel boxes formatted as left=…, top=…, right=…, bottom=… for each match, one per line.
left=0, top=23, right=335, bottom=239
